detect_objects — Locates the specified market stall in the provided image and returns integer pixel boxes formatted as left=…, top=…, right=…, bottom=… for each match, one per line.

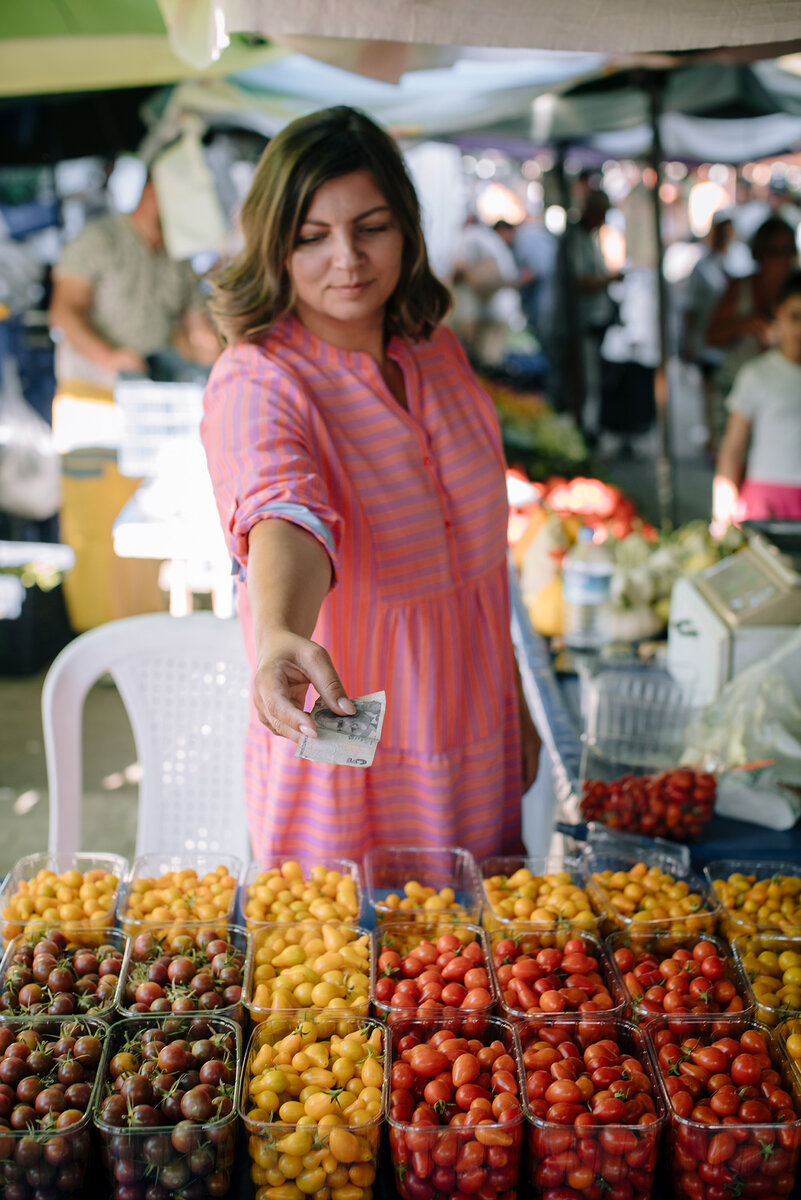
left=508, top=471, right=801, bottom=866
left=0, top=838, right=798, bottom=1200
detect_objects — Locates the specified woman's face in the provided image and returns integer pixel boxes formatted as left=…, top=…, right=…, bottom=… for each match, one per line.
left=287, top=170, right=404, bottom=343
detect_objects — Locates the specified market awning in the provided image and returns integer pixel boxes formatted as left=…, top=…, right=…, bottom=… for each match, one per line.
left=159, top=0, right=801, bottom=79
left=0, top=0, right=285, bottom=97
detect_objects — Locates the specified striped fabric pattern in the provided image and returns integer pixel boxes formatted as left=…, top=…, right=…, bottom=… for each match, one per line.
left=201, top=313, right=522, bottom=861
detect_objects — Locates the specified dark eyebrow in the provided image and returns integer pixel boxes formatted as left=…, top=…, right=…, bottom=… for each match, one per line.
left=301, top=205, right=391, bottom=227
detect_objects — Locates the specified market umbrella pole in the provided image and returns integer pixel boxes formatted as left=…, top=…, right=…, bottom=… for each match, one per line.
left=644, top=72, right=676, bottom=525
left=553, top=145, right=586, bottom=428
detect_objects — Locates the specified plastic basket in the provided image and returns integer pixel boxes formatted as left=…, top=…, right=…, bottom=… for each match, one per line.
left=580, top=668, right=700, bottom=776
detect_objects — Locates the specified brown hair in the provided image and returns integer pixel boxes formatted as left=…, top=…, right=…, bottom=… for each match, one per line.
left=750, top=216, right=796, bottom=264
left=209, top=106, right=451, bottom=344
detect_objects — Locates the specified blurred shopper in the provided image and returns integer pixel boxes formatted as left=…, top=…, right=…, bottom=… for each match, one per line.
left=48, top=172, right=219, bottom=631
left=713, top=269, right=801, bottom=529
left=681, top=212, right=738, bottom=454
left=513, top=207, right=558, bottom=353
left=450, top=216, right=526, bottom=365
left=706, top=216, right=797, bottom=447
left=599, top=266, right=659, bottom=455
left=550, top=190, right=623, bottom=437
left=50, top=176, right=217, bottom=388
left=732, top=178, right=801, bottom=246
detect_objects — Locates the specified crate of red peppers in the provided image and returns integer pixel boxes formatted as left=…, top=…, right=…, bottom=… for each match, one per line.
left=607, top=930, right=754, bottom=1034
left=0, top=1014, right=108, bottom=1200
left=646, top=1016, right=801, bottom=1200
left=580, top=767, right=717, bottom=841
left=387, top=1012, right=525, bottom=1200
left=489, top=926, right=625, bottom=1021
left=519, top=1014, right=666, bottom=1200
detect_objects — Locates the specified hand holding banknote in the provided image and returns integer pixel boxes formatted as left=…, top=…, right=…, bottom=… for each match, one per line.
left=252, top=631, right=357, bottom=742
left=296, top=691, right=387, bottom=767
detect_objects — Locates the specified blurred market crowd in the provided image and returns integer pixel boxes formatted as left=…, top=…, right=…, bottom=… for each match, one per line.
left=1, top=130, right=801, bottom=651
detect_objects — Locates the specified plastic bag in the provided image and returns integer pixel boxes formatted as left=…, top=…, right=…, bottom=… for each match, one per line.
left=0, top=359, right=61, bottom=520
left=681, top=631, right=801, bottom=829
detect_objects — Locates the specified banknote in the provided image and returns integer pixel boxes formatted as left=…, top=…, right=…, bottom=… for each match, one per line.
left=295, top=690, right=386, bottom=767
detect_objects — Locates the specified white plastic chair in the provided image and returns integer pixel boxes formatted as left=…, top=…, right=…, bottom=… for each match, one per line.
left=42, top=612, right=252, bottom=862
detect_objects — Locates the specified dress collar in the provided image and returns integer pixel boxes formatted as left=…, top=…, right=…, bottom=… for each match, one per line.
left=273, top=311, right=406, bottom=369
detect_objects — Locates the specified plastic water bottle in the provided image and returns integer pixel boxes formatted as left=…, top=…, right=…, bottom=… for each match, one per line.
left=562, top=526, right=614, bottom=649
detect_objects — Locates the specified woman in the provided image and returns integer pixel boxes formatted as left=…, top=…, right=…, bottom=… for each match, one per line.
left=705, top=216, right=797, bottom=444
left=201, top=106, right=540, bottom=862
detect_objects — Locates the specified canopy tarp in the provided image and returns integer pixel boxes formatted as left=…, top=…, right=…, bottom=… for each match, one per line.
left=141, top=49, right=606, bottom=150
left=531, top=60, right=801, bottom=161
left=163, top=0, right=801, bottom=79
left=0, top=0, right=284, bottom=97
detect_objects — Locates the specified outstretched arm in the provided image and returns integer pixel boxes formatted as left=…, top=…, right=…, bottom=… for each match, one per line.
left=247, top=518, right=354, bottom=743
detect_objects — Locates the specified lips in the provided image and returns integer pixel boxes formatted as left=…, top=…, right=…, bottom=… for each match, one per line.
left=334, top=281, right=372, bottom=295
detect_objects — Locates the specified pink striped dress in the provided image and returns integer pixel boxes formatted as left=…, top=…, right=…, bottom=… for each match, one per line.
left=201, top=313, right=522, bottom=862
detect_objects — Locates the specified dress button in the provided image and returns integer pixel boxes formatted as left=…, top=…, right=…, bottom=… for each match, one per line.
left=445, top=520, right=452, bottom=530
left=423, top=456, right=433, bottom=467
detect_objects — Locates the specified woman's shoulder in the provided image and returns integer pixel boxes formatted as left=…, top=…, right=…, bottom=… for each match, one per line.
left=407, top=322, right=472, bottom=369
left=205, top=330, right=314, bottom=421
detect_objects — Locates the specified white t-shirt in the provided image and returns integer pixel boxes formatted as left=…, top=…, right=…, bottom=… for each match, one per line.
left=727, top=348, right=801, bottom=485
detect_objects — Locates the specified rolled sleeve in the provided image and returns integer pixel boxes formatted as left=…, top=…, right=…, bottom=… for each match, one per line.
left=201, top=343, right=343, bottom=580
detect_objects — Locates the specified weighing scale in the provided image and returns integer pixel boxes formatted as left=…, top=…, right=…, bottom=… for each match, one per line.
left=667, top=520, right=801, bottom=705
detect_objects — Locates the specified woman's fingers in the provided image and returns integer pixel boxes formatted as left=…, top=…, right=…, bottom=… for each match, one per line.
left=252, top=638, right=354, bottom=743
left=255, top=689, right=309, bottom=744
left=299, top=644, right=356, bottom=716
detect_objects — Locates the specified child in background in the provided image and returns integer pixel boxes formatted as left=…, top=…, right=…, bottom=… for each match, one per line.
left=714, top=269, right=801, bottom=529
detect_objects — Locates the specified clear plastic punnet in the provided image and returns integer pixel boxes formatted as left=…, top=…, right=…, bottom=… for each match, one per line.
left=605, top=927, right=753, bottom=1032
left=0, top=1014, right=110, bottom=1200
left=364, top=845, right=482, bottom=925
left=118, top=920, right=250, bottom=1025
left=119, top=852, right=242, bottom=932
left=580, top=850, right=721, bottom=938
left=240, top=855, right=363, bottom=927
left=479, top=854, right=602, bottom=933
left=245, top=919, right=371, bottom=1033
left=580, top=668, right=700, bottom=773
left=521, top=1014, right=667, bottom=1199
left=645, top=1016, right=801, bottom=1200
left=0, top=925, right=127, bottom=1020
left=371, top=921, right=496, bottom=1023
left=776, top=1015, right=801, bottom=1091
left=703, top=858, right=801, bottom=937
left=387, top=1012, right=525, bottom=1200
left=487, top=923, right=626, bottom=1022
left=94, top=1013, right=241, bottom=1199
left=731, top=930, right=801, bottom=1026
left=0, top=851, right=128, bottom=946
left=240, top=1012, right=387, bottom=1200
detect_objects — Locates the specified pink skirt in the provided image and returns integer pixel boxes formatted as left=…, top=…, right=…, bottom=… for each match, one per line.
left=736, top=479, right=801, bottom=522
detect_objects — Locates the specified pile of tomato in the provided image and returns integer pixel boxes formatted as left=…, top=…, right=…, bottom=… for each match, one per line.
left=492, top=933, right=619, bottom=1017
left=521, top=1020, right=663, bottom=1200
left=652, top=1023, right=801, bottom=1200
left=388, top=1019, right=523, bottom=1200
left=611, top=937, right=749, bottom=1030
left=95, top=1015, right=240, bottom=1199
left=374, top=929, right=495, bottom=1021
left=580, top=768, right=717, bottom=841
left=120, top=925, right=246, bottom=1021
left=0, top=928, right=124, bottom=1018
left=0, top=1016, right=104, bottom=1198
